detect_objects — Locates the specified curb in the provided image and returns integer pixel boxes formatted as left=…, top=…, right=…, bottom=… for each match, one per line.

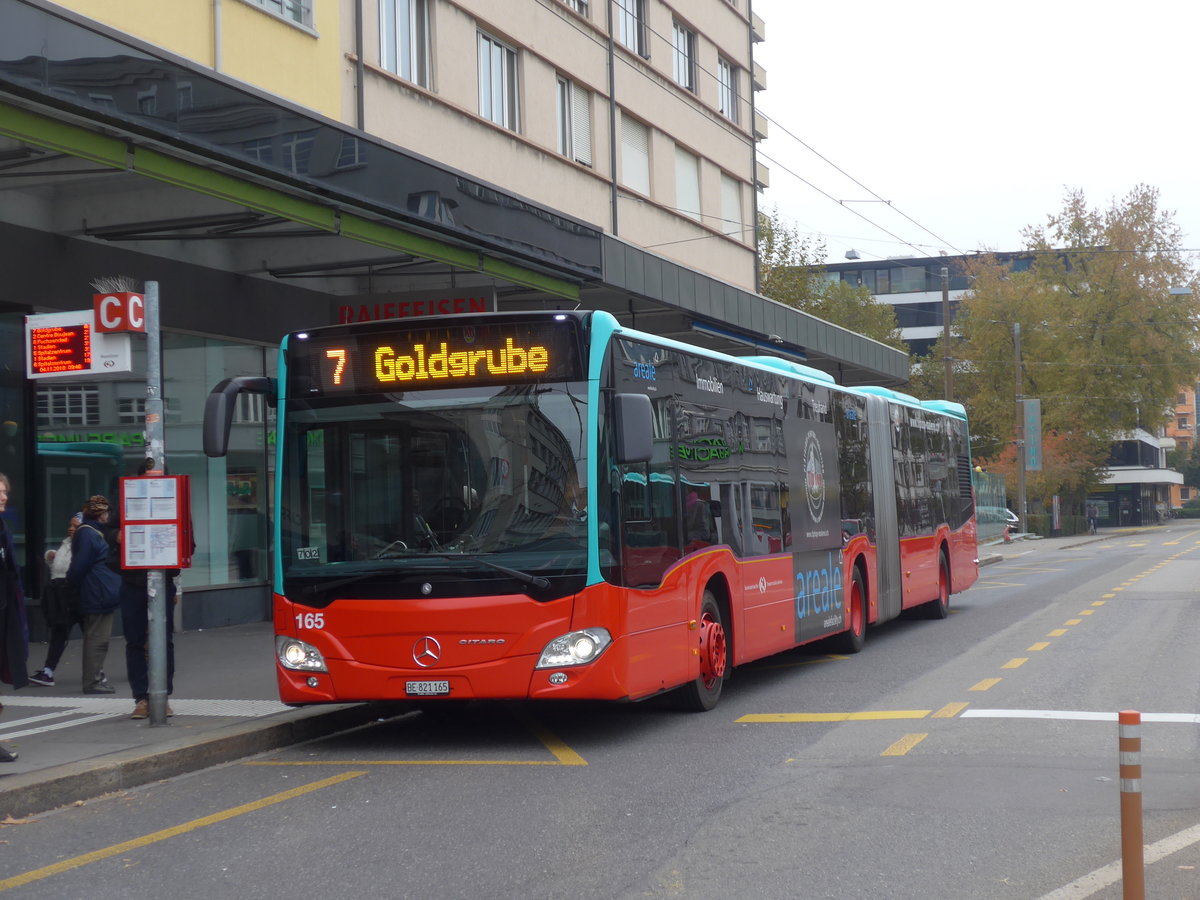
left=0, top=701, right=404, bottom=819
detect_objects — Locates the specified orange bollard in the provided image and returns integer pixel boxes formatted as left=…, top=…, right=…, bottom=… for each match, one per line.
left=1118, top=709, right=1145, bottom=899
left=1002, top=524, right=1012, bottom=543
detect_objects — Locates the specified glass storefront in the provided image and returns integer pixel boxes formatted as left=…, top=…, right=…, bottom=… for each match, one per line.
left=30, top=329, right=276, bottom=622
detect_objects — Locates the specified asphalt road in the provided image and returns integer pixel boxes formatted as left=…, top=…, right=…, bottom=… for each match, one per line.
left=3, top=525, right=1199, bottom=899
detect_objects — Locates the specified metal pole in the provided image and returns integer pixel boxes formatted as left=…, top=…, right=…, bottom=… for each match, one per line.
left=1014, top=322, right=1027, bottom=533
left=1118, top=710, right=1145, bottom=899
left=144, top=282, right=169, bottom=727
left=941, top=266, right=952, bottom=399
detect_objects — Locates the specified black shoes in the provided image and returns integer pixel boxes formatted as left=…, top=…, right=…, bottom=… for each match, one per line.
left=28, top=668, right=55, bottom=686
left=0, top=745, right=17, bottom=763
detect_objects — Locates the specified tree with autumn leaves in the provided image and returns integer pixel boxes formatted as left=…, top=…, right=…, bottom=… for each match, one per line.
left=912, top=185, right=1200, bottom=511
left=757, top=208, right=906, bottom=351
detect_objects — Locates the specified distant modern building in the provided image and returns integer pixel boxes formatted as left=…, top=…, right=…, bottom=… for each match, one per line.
left=1163, top=386, right=1198, bottom=509
left=820, top=252, right=1032, bottom=356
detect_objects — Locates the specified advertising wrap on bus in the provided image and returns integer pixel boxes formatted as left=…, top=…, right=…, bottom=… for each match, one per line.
left=203, top=310, right=979, bottom=711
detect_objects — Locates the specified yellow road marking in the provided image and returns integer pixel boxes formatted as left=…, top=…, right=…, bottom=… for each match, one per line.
left=1002, top=658, right=1028, bottom=669
left=881, top=733, right=927, bottom=756
left=1047, top=629, right=1067, bottom=637
left=1111, top=587, right=1124, bottom=592
left=1078, top=609, right=1095, bottom=615
left=0, top=771, right=365, bottom=892
left=933, top=702, right=968, bottom=718
left=1092, top=601, right=1106, bottom=607
left=737, top=710, right=931, bottom=723
left=970, top=678, right=1001, bottom=691
left=1027, top=642, right=1050, bottom=651
left=1102, top=593, right=1116, bottom=598
left=1065, top=619, right=1082, bottom=625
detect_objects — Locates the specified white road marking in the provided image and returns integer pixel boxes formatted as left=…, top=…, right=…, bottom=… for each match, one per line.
left=1039, top=822, right=1200, bottom=899
left=961, top=709, right=1200, bottom=723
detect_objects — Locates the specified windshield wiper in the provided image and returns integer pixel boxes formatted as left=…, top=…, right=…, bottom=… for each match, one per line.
left=423, top=553, right=550, bottom=591
left=297, top=568, right=394, bottom=596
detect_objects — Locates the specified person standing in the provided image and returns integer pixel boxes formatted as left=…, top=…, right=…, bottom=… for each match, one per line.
left=119, top=557, right=177, bottom=719
left=66, top=496, right=121, bottom=694
left=28, top=512, right=84, bottom=686
left=0, top=472, right=30, bottom=762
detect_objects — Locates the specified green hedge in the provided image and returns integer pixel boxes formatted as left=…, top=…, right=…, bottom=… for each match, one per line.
left=1174, top=507, right=1200, bottom=519
left=1024, top=514, right=1091, bottom=536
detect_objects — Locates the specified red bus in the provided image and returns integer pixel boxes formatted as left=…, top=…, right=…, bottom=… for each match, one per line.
left=204, top=311, right=978, bottom=711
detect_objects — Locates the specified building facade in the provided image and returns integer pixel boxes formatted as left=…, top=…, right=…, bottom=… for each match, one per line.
left=0, top=0, right=909, bottom=633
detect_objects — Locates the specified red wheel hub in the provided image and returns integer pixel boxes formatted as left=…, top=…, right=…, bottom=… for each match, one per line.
left=698, top=612, right=727, bottom=687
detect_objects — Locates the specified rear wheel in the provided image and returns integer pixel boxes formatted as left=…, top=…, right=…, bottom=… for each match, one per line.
left=675, top=589, right=728, bottom=712
left=831, top=566, right=866, bottom=653
left=922, top=551, right=951, bottom=619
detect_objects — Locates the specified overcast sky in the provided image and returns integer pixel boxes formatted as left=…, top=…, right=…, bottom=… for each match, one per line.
left=750, top=0, right=1200, bottom=265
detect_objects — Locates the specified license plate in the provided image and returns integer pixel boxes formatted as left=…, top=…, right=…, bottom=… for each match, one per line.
left=406, top=680, right=451, bottom=696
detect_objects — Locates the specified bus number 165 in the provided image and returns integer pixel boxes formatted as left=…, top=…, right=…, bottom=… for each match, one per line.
left=296, top=613, right=325, bottom=630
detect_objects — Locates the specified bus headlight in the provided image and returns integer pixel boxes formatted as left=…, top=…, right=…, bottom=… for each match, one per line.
left=276, top=635, right=328, bottom=672
left=535, top=628, right=612, bottom=668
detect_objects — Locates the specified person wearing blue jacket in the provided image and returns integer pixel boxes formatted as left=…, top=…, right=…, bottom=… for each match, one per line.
left=0, top=472, right=29, bottom=762
left=66, top=495, right=121, bottom=694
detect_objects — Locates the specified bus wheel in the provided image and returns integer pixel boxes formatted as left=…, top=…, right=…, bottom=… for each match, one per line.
left=923, top=552, right=950, bottom=619
left=676, top=589, right=728, bottom=712
left=831, top=567, right=866, bottom=653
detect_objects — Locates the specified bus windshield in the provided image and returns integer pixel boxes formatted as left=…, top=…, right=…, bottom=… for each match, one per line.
left=280, top=381, right=590, bottom=599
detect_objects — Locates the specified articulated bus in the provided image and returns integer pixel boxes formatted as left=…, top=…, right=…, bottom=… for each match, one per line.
left=203, top=310, right=978, bottom=711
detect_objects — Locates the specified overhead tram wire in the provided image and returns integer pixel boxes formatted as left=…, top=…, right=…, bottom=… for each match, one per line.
left=756, top=109, right=968, bottom=257
left=534, top=0, right=968, bottom=260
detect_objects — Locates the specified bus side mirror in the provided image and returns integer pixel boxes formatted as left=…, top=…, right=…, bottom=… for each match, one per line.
left=203, top=376, right=274, bottom=458
left=614, top=392, right=653, bottom=464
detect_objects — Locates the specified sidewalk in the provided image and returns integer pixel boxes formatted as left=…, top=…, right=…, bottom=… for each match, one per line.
left=0, top=621, right=390, bottom=818
left=977, top=520, right=1192, bottom=567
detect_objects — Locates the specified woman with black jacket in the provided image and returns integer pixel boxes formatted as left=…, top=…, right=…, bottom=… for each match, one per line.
left=66, top=495, right=122, bottom=694
left=0, top=472, right=29, bottom=762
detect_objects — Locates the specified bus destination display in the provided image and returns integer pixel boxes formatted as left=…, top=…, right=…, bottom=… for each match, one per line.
left=291, top=319, right=583, bottom=395
left=29, top=323, right=92, bottom=374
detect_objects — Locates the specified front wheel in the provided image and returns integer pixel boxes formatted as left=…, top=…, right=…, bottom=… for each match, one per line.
left=675, top=589, right=728, bottom=712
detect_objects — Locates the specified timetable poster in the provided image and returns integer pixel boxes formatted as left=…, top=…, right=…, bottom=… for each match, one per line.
left=122, top=476, right=179, bottom=521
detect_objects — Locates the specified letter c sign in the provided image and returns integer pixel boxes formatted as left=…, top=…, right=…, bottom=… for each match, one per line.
left=93, top=292, right=146, bottom=333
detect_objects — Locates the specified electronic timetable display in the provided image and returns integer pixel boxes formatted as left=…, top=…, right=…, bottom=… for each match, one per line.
left=288, top=318, right=585, bottom=396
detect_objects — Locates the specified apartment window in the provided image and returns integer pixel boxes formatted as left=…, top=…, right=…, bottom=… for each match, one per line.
left=381, top=0, right=430, bottom=87
left=243, top=138, right=273, bottom=164
left=556, top=77, right=593, bottom=166
left=720, top=172, right=742, bottom=237
left=718, top=58, right=739, bottom=123
left=675, top=146, right=700, bottom=220
left=245, top=0, right=312, bottom=28
left=478, top=32, right=519, bottom=131
left=560, top=0, right=588, bottom=14
left=336, top=135, right=366, bottom=169
left=672, top=21, right=696, bottom=91
left=281, top=130, right=316, bottom=174
left=118, top=397, right=182, bottom=425
left=1179, top=416, right=1190, bottom=429
left=616, top=0, right=647, bottom=57
left=36, top=385, right=99, bottom=428
left=621, top=114, right=650, bottom=195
